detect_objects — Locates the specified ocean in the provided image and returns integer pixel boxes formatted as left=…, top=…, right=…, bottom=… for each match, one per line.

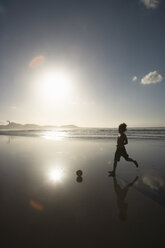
left=0, top=127, right=165, bottom=140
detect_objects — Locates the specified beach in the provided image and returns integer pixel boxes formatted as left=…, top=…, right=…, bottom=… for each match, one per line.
left=1, top=130, right=165, bottom=247
left=1, top=0, right=165, bottom=246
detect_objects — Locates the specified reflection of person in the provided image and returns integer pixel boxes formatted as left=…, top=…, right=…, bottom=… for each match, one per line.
left=109, top=123, right=138, bottom=176
left=112, top=176, right=138, bottom=221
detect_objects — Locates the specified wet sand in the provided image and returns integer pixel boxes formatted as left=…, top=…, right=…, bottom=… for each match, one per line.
left=1, top=136, right=165, bottom=247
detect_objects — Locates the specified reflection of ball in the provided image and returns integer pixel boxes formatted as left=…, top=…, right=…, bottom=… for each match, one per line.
left=76, top=176, right=83, bottom=183
left=76, top=170, right=83, bottom=176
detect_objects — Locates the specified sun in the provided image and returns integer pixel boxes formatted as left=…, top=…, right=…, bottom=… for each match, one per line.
left=40, top=69, right=73, bottom=103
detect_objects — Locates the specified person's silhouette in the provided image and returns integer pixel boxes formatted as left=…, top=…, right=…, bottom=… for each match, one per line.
left=109, top=123, right=138, bottom=176
left=112, top=176, right=138, bottom=221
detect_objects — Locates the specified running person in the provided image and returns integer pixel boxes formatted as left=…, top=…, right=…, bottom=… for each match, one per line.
left=109, top=123, right=138, bottom=176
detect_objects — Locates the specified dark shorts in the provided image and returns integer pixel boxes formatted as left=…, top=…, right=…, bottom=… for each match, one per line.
left=114, top=146, right=129, bottom=162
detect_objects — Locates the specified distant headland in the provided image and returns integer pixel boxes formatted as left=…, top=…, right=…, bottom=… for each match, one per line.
left=0, top=121, right=78, bottom=130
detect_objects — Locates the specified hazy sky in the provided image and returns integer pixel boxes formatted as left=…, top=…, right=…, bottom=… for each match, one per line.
left=0, top=0, right=165, bottom=127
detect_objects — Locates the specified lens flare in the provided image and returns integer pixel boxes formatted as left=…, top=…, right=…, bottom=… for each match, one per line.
left=29, top=56, right=45, bottom=68
left=30, top=200, right=44, bottom=211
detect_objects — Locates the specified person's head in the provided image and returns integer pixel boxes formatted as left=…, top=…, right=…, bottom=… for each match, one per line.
left=118, top=123, right=127, bottom=133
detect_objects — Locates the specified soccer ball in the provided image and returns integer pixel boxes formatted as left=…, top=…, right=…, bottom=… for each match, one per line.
left=76, top=170, right=83, bottom=176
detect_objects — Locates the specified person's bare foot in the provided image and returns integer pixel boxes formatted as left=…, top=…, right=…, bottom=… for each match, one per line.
left=108, top=171, right=115, bottom=177
left=134, top=161, right=139, bottom=168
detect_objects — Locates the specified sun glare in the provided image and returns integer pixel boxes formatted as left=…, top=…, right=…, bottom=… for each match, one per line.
left=43, top=130, right=66, bottom=140
left=40, top=69, right=73, bottom=103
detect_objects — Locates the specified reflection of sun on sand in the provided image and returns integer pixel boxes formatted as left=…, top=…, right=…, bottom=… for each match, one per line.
left=48, top=168, right=64, bottom=183
left=43, top=131, right=67, bottom=140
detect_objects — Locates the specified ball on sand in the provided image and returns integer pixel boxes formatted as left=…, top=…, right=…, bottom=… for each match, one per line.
left=76, top=170, right=83, bottom=176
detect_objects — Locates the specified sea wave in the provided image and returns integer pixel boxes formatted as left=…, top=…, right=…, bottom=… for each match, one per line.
left=0, top=127, right=165, bottom=140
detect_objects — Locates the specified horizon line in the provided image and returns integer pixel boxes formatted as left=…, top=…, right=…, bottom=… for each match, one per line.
left=0, top=121, right=165, bottom=129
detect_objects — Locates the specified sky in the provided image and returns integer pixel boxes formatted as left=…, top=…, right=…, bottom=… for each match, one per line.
left=0, top=0, right=165, bottom=127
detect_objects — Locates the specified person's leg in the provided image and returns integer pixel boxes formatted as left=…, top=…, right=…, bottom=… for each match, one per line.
left=109, top=149, right=121, bottom=176
left=113, top=160, right=117, bottom=173
left=122, top=148, right=139, bottom=168
left=126, top=157, right=138, bottom=167
left=113, top=160, right=117, bottom=174
left=109, top=160, right=117, bottom=176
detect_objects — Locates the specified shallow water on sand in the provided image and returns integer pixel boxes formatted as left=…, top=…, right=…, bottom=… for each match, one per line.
left=1, top=136, right=165, bottom=247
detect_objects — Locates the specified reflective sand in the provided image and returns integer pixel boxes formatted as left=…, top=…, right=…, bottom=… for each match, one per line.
left=1, top=136, right=165, bottom=247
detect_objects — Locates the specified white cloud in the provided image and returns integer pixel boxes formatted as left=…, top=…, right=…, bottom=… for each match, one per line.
left=132, top=76, right=137, bottom=82
left=141, top=0, right=160, bottom=9
left=141, top=71, right=163, bottom=85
